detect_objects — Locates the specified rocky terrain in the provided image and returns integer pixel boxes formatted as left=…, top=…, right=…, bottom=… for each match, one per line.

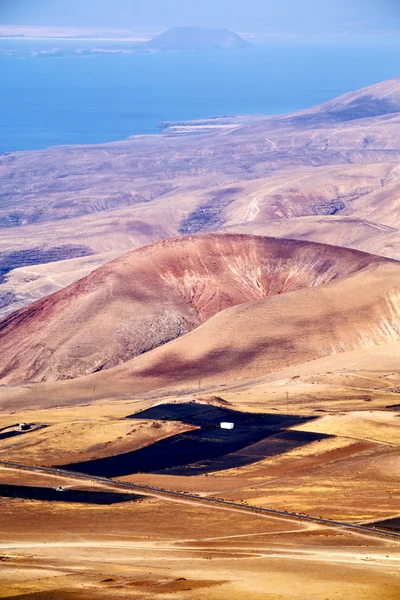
left=0, top=233, right=387, bottom=384
left=1, top=77, right=400, bottom=600
left=3, top=77, right=400, bottom=316
left=0, top=234, right=399, bottom=413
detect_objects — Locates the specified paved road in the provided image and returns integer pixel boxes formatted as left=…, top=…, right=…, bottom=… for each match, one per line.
left=1, top=459, right=399, bottom=542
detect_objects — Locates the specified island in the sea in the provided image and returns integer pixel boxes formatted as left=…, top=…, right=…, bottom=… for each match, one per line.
left=146, top=27, right=252, bottom=51
left=0, top=26, right=252, bottom=58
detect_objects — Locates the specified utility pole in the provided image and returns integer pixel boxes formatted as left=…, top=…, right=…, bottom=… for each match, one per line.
left=286, top=391, right=289, bottom=414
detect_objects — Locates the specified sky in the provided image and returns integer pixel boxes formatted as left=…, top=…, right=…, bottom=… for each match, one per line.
left=0, top=0, right=399, bottom=34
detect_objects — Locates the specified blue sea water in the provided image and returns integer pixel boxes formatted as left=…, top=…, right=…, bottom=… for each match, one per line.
left=0, top=37, right=399, bottom=154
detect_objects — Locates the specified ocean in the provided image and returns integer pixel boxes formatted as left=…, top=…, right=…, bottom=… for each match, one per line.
left=1, top=36, right=400, bottom=154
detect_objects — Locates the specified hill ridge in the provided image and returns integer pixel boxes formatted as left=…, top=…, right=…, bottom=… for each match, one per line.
left=0, top=233, right=390, bottom=385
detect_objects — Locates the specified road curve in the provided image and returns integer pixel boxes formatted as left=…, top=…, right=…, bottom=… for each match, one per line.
left=1, top=459, right=399, bottom=542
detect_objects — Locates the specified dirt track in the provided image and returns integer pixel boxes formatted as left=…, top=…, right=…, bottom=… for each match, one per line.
left=1, top=460, right=399, bottom=543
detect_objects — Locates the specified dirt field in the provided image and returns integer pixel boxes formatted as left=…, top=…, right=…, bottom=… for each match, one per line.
left=1, top=388, right=399, bottom=599
left=1, top=469, right=400, bottom=600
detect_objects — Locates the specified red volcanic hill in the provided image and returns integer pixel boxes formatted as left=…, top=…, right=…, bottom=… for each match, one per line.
left=0, top=233, right=392, bottom=385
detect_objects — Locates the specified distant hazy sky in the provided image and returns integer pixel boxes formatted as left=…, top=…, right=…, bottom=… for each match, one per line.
left=1, top=0, right=399, bottom=34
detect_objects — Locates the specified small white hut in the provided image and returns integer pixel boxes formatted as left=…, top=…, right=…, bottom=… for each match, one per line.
left=220, top=422, right=235, bottom=430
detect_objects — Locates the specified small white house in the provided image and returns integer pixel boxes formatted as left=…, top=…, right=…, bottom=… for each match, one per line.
left=220, top=422, right=235, bottom=430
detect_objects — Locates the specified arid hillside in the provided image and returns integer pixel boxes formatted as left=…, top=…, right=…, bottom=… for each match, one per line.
left=0, top=239, right=399, bottom=411
left=0, top=233, right=387, bottom=385
left=3, top=78, right=400, bottom=315
left=286, top=76, right=400, bottom=123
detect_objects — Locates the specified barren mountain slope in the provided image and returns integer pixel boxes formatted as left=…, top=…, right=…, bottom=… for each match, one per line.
left=92, top=260, right=400, bottom=393
left=4, top=80, right=400, bottom=229
left=2, top=78, right=400, bottom=231
left=3, top=78, right=400, bottom=318
left=2, top=160, right=400, bottom=317
left=0, top=233, right=389, bottom=385
left=289, top=76, right=400, bottom=123
left=1, top=253, right=400, bottom=411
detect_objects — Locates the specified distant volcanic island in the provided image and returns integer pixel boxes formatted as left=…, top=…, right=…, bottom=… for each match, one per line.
left=0, top=26, right=252, bottom=58
left=145, top=27, right=252, bottom=51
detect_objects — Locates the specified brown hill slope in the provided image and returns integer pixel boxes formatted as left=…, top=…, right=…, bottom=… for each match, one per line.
left=96, top=260, right=400, bottom=393
left=1, top=258, right=400, bottom=412
left=2, top=78, right=400, bottom=233
left=289, top=76, right=400, bottom=124
left=0, top=233, right=389, bottom=385
left=2, top=160, right=400, bottom=318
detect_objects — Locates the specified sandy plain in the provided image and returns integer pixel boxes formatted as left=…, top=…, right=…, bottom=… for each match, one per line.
left=1, top=387, right=400, bottom=599
left=1, top=351, right=399, bottom=599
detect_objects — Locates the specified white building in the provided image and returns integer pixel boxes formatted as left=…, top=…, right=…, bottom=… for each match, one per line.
left=220, top=422, right=235, bottom=430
